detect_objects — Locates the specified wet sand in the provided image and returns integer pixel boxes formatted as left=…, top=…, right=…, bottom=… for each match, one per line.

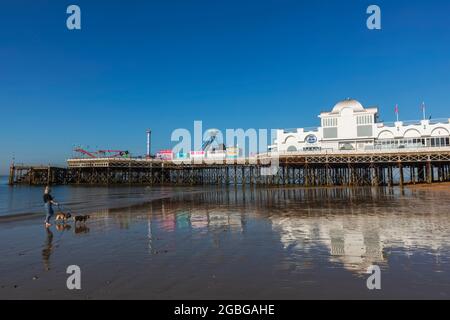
left=406, top=182, right=450, bottom=192
left=0, top=186, right=449, bottom=299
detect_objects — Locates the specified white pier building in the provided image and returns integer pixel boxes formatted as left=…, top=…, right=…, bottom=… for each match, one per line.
left=271, top=98, right=450, bottom=152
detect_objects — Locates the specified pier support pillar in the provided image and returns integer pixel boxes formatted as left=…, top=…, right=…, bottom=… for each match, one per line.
left=29, top=168, right=34, bottom=185
left=326, top=164, right=332, bottom=186
left=304, top=166, right=309, bottom=187
left=8, top=165, right=15, bottom=185
left=426, top=161, right=432, bottom=184
left=387, top=166, right=393, bottom=187
left=399, top=163, right=404, bottom=187
left=371, top=165, right=378, bottom=186
left=348, top=164, right=354, bottom=186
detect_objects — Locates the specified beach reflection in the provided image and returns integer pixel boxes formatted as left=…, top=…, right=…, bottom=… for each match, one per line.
left=55, top=223, right=71, bottom=232
left=74, top=225, right=90, bottom=234
left=90, top=186, right=449, bottom=276
left=42, top=229, right=53, bottom=271
left=266, top=188, right=449, bottom=274
left=1, top=185, right=449, bottom=299
left=271, top=209, right=450, bottom=274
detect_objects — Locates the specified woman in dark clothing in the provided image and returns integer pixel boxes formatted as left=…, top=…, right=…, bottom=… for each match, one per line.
left=43, top=186, right=58, bottom=228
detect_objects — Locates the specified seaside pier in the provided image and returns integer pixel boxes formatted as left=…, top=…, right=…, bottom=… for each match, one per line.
left=9, top=98, right=450, bottom=188
left=9, top=148, right=450, bottom=187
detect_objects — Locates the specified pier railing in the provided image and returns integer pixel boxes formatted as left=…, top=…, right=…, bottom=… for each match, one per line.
left=273, top=146, right=450, bottom=157
left=377, top=118, right=450, bottom=128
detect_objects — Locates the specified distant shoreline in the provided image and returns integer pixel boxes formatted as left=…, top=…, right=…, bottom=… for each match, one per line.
left=0, top=212, right=42, bottom=223
left=0, top=186, right=200, bottom=224
left=1, top=182, right=449, bottom=224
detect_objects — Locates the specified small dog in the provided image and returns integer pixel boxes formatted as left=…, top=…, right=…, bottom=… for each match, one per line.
left=55, top=212, right=72, bottom=222
left=73, top=215, right=90, bottom=224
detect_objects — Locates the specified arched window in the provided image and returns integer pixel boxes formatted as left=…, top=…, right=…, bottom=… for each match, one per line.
left=287, top=146, right=298, bottom=152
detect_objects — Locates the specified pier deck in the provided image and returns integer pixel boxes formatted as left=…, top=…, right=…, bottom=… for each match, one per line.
left=9, top=148, right=450, bottom=186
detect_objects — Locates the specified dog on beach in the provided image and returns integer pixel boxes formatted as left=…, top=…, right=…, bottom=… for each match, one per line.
left=73, top=215, right=90, bottom=224
left=55, top=212, right=72, bottom=222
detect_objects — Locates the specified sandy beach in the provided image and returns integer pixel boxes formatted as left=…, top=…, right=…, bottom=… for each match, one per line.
left=0, top=186, right=449, bottom=300
left=406, top=182, right=450, bottom=192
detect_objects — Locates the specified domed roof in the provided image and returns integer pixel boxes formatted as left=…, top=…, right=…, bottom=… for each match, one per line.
left=331, top=98, right=364, bottom=113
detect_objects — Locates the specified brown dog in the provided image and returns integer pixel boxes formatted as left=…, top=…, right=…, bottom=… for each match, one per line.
left=55, top=212, right=72, bottom=222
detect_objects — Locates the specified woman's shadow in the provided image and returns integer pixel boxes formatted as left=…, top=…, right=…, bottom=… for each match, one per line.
left=42, top=228, right=54, bottom=271
left=42, top=224, right=72, bottom=270
left=42, top=222, right=88, bottom=270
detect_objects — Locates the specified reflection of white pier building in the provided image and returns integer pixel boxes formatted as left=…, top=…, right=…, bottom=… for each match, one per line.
left=271, top=99, right=450, bottom=152
left=270, top=210, right=449, bottom=274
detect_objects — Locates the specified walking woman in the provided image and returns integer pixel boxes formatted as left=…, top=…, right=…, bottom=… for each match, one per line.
left=43, top=186, right=58, bottom=228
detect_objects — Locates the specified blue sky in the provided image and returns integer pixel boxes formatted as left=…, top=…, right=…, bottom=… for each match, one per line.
left=1, top=0, right=450, bottom=174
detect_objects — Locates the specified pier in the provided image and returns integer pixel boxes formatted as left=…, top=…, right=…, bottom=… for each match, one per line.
left=9, top=148, right=450, bottom=187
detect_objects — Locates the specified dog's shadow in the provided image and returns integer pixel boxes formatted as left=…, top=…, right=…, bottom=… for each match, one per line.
left=55, top=223, right=72, bottom=232
left=74, top=224, right=90, bottom=234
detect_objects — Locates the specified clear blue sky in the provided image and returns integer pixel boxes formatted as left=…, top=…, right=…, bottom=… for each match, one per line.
left=1, top=0, right=450, bottom=174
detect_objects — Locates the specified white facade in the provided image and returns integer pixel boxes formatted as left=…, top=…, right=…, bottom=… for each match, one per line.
left=271, top=98, right=450, bottom=152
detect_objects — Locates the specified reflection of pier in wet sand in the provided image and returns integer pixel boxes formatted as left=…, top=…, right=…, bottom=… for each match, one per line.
left=1, top=186, right=449, bottom=299
left=92, top=187, right=449, bottom=275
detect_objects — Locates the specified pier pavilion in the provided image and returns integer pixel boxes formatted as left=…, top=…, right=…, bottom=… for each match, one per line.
left=271, top=99, right=450, bottom=153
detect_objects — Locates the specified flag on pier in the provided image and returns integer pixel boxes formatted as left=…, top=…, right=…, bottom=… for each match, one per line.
left=394, top=104, right=399, bottom=122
